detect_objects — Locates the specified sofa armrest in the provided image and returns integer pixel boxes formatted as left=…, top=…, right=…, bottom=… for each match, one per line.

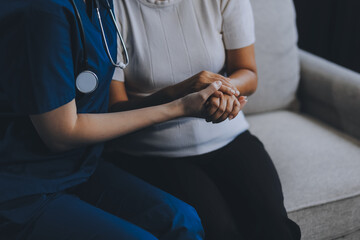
left=298, top=49, right=360, bottom=140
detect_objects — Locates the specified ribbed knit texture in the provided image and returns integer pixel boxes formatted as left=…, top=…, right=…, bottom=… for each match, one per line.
left=111, top=0, right=255, bottom=157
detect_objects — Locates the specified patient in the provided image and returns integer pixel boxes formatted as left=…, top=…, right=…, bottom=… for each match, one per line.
left=104, top=0, right=301, bottom=239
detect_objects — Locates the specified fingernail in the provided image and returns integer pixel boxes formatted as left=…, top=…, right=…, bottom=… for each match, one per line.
left=229, top=115, right=234, bottom=120
left=215, top=81, right=222, bottom=88
left=236, top=91, right=240, bottom=96
left=231, top=89, right=236, bottom=94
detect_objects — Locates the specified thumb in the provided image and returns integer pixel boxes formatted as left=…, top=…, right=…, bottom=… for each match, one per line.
left=200, top=81, right=222, bottom=100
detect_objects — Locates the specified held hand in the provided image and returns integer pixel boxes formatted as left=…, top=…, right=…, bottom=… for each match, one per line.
left=171, top=71, right=240, bottom=99
left=179, top=81, right=223, bottom=118
left=205, top=95, right=248, bottom=123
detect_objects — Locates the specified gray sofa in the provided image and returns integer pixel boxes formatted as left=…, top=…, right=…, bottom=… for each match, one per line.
left=245, top=0, right=360, bottom=239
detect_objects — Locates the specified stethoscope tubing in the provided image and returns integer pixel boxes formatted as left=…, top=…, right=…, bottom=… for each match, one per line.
left=0, top=0, right=128, bottom=117
left=69, top=0, right=130, bottom=94
left=71, top=0, right=129, bottom=70
left=95, top=0, right=129, bottom=69
left=70, top=0, right=89, bottom=68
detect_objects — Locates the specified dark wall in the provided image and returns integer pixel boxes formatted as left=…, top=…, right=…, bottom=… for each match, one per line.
left=293, top=0, right=360, bottom=73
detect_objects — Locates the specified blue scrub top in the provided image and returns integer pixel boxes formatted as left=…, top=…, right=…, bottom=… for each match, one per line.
left=0, top=0, right=117, bottom=203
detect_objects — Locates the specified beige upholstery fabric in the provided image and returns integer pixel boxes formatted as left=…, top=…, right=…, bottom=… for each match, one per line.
left=247, top=111, right=360, bottom=239
left=244, top=0, right=300, bottom=114
left=299, top=50, right=360, bottom=140
left=336, top=230, right=360, bottom=240
left=289, top=196, right=360, bottom=240
left=244, top=0, right=360, bottom=239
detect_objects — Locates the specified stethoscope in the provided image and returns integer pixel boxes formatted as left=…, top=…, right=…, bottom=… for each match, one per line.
left=70, top=0, right=129, bottom=94
left=0, top=0, right=127, bottom=118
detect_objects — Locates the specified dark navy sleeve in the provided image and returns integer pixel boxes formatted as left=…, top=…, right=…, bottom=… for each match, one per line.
left=5, top=4, right=76, bottom=114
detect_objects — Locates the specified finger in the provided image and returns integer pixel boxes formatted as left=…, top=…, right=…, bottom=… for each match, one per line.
left=215, top=97, right=234, bottom=123
left=239, top=97, right=248, bottom=104
left=199, top=81, right=222, bottom=101
left=220, top=79, right=240, bottom=96
left=212, top=91, right=223, bottom=98
left=238, top=96, right=248, bottom=105
left=205, top=98, right=220, bottom=121
left=239, top=98, right=248, bottom=110
left=208, top=75, right=235, bottom=89
left=218, top=78, right=237, bottom=89
left=234, top=97, right=248, bottom=113
left=203, top=73, right=239, bottom=96
left=228, top=97, right=241, bottom=120
left=238, top=96, right=247, bottom=102
left=219, top=85, right=237, bottom=96
left=218, top=78, right=233, bottom=87
left=209, top=96, right=227, bottom=122
left=216, top=77, right=240, bottom=95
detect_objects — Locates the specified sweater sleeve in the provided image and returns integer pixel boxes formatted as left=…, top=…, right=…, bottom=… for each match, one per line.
left=221, top=0, right=256, bottom=50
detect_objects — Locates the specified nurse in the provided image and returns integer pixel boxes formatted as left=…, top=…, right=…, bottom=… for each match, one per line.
left=0, top=0, right=235, bottom=239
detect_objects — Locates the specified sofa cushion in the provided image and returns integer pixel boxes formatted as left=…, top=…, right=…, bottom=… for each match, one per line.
left=246, top=111, right=360, bottom=239
left=244, top=0, right=300, bottom=114
left=336, top=229, right=360, bottom=240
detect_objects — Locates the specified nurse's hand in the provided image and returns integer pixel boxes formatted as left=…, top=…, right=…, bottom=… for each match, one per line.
left=168, top=71, right=240, bottom=100
left=205, top=95, right=248, bottom=123
left=179, top=81, right=223, bottom=118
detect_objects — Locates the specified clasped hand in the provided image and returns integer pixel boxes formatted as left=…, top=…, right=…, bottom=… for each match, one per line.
left=188, top=71, right=247, bottom=123
left=205, top=94, right=247, bottom=124
left=172, top=71, right=248, bottom=123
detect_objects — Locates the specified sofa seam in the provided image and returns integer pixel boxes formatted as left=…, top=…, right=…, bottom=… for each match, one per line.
left=287, top=192, right=360, bottom=213
left=330, top=227, right=360, bottom=240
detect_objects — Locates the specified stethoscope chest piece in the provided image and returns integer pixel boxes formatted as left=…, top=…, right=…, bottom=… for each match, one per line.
left=76, top=70, right=98, bottom=94
left=70, top=0, right=129, bottom=95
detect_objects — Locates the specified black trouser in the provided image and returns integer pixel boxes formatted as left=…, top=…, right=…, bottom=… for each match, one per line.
left=104, top=131, right=301, bottom=240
